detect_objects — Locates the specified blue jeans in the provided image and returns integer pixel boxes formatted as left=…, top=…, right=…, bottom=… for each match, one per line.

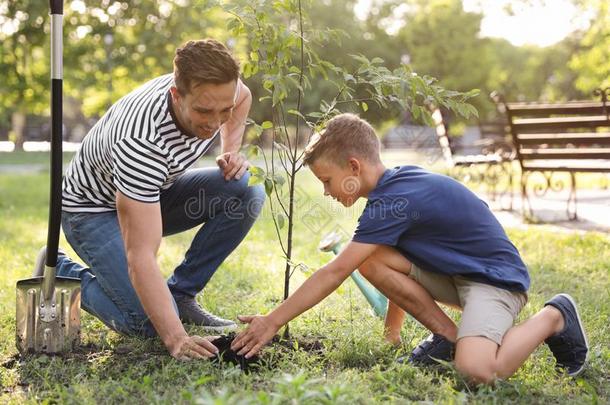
left=58, top=168, right=265, bottom=337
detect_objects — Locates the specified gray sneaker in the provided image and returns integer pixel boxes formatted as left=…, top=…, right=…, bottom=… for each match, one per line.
left=33, top=246, right=66, bottom=277
left=174, top=295, right=237, bottom=332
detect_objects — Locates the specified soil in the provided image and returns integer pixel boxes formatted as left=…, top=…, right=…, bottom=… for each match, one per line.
left=211, top=332, right=325, bottom=372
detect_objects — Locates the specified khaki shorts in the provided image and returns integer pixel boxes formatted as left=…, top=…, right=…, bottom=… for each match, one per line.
left=409, top=265, right=528, bottom=345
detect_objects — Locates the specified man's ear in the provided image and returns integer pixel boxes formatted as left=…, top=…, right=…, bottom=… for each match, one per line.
left=348, top=157, right=361, bottom=175
left=169, top=86, right=181, bottom=103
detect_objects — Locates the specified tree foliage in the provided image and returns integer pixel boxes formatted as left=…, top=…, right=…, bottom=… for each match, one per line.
left=222, top=0, right=477, bottom=328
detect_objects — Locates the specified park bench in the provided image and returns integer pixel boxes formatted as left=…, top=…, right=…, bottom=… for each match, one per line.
left=502, top=89, right=610, bottom=220
left=431, top=108, right=515, bottom=209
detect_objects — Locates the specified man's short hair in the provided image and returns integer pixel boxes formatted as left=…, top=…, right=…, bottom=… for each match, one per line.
left=173, top=39, right=240, bottom=94
left=303, top=113, right=381, bottom=167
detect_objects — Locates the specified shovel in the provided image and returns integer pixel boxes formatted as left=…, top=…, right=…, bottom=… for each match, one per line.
left=16, top=0, right=81, bottom=354
left=318, top=232, right=388, bottom=318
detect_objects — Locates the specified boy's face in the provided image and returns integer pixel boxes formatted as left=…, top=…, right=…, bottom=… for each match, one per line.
left=309, top=157, right=361, bottom=207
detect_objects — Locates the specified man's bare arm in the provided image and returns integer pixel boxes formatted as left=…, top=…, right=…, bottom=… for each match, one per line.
left=116, top=191, right=218, bottom=359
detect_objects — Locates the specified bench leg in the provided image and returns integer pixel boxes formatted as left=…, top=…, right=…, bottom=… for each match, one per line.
left=503, top=160, right=514, bottom=211
left=567, top=172, right=577, bottom=221
left=520, top=171, right=533, bottom=220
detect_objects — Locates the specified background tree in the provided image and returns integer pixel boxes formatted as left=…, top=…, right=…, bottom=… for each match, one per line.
left=0, top=0, right=49, bottom=149
left=568, top=0, right=609, bottom=94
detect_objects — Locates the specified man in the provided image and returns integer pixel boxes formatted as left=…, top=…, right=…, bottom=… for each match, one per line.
left=36, top=39, right=265, bottom=360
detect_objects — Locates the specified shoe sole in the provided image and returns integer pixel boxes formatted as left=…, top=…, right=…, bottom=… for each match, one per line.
left=557, top=293, right=589, bottom=377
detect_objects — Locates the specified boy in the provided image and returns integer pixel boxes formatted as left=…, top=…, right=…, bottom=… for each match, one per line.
left=231, top=113, right=588, bottom=384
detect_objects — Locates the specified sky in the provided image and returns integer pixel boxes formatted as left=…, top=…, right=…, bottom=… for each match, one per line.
left=355, top=0, right=591, bottom=47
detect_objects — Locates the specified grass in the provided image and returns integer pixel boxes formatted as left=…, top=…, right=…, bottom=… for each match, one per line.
left=0, top=153, right=609, bottom=404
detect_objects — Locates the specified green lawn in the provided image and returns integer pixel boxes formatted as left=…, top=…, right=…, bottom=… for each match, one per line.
left=0, top=154, right=609, bottom=404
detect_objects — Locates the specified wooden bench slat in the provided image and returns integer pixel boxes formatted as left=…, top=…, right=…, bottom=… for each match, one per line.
left=519, top=148, right=610, bottom=159
left=506, top=102, right=609, bottom=116
left=512, top=116, right=610, bottom=131
left=517, top=133, right=610, bottom=145
left=522, top=165, right=610, bottom=173
left=453, top=155, right=502, bottom=165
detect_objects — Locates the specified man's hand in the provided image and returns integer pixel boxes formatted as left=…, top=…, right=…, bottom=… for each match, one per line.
left=169, top=334, right=220, bottom=361
left=216, top=151, right=249, bottom=181
left=230, top=315, right=279, bottom=358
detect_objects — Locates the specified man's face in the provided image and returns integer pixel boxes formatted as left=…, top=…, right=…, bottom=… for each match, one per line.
left=170, top=80, right=237, bottom=140
left=309, top=157, right=361, bottom=207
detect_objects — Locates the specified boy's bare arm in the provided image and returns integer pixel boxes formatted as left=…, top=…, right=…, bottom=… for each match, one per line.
left=231, top=241, right=379, bottom=358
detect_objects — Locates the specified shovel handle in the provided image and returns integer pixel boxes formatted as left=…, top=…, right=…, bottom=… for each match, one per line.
left=50, top=0, right=63, bottom=14
left=45, top=0, right=63, bottom=287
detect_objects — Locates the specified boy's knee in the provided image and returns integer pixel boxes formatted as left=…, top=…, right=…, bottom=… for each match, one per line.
left=454, top=356, right=497, bottom=385
left=358, top=258, right=378, bottom=279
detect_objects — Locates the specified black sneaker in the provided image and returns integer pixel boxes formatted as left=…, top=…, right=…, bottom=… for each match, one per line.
left=544, top=293, right=589, bottom=376
left=174, top=295, right=237, bottom=332
left=397, top=333, right=455, bottom=366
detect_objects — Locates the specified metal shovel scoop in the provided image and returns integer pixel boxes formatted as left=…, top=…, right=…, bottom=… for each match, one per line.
left=16, top=0, right=81, bottom=354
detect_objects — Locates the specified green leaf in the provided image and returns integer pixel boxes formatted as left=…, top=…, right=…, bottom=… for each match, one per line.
left=249, top=166, right=265, bottom=176
left=244, top=144, right=261, bottom=160
left=276, top=212, right=286, bottom=229
left=261, top=120, right=273, bottom=129
left=287, top=109, right=306, bottom=120
left=264, top=177, right=274, bottom=196
left=361, top=101, right=368, bottom=112
left=252, top=124, right=263, bottom=137
left=248, top=174, right=264, bottom=187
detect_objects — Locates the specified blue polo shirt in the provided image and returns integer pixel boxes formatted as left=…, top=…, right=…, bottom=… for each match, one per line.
left=352, top=166, right=529, bottom=292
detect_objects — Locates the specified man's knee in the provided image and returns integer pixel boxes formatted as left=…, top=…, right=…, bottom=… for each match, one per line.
left=240, top=172, right=266, bottom=218
left=223, top=171, right=265, bottom=209
left=124, top=312, right=157, bottom=338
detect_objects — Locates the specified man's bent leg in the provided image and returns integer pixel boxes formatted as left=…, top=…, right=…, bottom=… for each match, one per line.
left=61, top=211, right=165, bottom=337
left=161, top=168, right=265, bottom=298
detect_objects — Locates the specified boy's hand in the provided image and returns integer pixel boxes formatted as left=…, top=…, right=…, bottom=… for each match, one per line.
left=230, top=315, right=279, bottom=358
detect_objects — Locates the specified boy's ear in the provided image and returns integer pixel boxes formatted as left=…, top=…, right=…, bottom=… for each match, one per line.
left=348, top=157, right=361, bottom=175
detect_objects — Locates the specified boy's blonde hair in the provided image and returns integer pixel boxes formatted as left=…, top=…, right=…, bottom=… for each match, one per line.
left=302, top=113, right=381, bottom=166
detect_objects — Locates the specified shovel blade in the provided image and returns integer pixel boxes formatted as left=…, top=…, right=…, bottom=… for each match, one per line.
left=16, top=276, right=81, bottom=353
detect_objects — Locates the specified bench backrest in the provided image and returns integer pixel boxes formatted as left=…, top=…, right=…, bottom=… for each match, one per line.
left=504, top=100, right=610, bottom=171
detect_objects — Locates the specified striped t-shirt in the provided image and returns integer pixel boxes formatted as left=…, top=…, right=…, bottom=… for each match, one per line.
left=63, top=74, right=217, bottom=212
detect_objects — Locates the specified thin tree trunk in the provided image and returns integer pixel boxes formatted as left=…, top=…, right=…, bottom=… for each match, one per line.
left=11, top=110, right=26, bottom=151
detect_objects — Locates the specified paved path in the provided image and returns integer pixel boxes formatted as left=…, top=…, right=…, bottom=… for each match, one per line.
left=483, top=189, right=610, bottom=234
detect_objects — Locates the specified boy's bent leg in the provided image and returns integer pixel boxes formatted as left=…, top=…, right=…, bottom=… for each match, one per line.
left=455, top=307, right=565, bottom=384
left=61, top=211, right=162, bottom=337
left=453, top=280, right=569, bottom=384
left=161, top=168, right=265, bottom=298
left=358, top=245, right=458, bottom=343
